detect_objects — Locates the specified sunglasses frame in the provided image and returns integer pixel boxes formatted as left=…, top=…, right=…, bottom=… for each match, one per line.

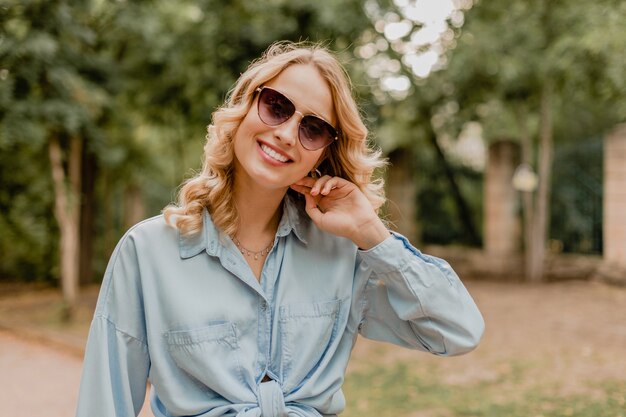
left=255, top=86, right=338, bottom=151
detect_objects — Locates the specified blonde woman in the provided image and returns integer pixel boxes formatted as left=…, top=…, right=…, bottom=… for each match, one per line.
left=76, top=41, right=484, bottom=417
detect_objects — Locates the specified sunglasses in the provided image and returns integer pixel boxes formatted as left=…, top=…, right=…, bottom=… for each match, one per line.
left=255, top=86, right=338, bottom=151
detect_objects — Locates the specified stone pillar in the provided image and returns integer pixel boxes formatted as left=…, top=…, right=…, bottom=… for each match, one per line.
left=386, top=147, right=419, bottom=243
left=603, top=125, right=626, bottom=277
left=484, top=141, right=521, bottom=259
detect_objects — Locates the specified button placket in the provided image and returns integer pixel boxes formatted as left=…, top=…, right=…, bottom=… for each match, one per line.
left=257, top=296, right=270, bottom=378
left=259, top=237, right=282, bottom=385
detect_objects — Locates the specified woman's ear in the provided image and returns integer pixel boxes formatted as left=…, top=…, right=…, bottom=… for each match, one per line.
left=309, top=168, right=322, bottom=179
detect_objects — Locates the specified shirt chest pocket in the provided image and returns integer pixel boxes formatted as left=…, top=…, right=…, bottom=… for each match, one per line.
left=164, top=321, right=245, bottom=399
left=278, top=299, right=343, bottom=390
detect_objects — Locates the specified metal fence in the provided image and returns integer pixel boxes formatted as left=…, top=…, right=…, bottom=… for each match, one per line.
left=550, top=139, right=603, bottom=254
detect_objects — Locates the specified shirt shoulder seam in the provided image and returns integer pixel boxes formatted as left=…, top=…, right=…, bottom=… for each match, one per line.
left=95, top=314, right=148, bottom=347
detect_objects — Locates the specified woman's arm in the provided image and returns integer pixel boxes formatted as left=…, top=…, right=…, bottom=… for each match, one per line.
left=356, top=232, right=484, bottom=355
left=76, top=317, right=150, bottom=416
left=76, top=231, right=150, bottom=417
left=290, top=176, right=484, bottom=355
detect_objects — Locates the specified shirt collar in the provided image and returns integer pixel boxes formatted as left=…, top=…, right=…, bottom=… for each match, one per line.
left=277, top=193, right=309, bottom=244
left=179, top=194, right=309, bottom=259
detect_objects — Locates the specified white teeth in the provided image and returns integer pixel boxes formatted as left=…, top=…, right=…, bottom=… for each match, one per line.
left=260, top=144, right=289, bottom=163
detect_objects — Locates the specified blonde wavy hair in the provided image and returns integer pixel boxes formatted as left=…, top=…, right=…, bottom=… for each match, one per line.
left=164, top=41, right=387, bottom=237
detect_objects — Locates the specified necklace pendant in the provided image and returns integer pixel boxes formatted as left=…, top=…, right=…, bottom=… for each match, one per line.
left=232, top=236, right=273, bottom=260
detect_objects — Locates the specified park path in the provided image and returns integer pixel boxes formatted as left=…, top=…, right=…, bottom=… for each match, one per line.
left=0, top=330, right=152, bottom=417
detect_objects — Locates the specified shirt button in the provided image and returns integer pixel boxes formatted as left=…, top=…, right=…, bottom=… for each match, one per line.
left=260, top=301, right=267, bottom=311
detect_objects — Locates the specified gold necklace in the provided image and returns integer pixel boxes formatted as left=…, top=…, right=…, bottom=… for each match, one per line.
left=232, top=236, right=274, bottom=260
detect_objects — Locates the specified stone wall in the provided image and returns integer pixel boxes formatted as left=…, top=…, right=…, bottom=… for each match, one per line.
left=423, top=244, right=603, bottom=283
left=599, top=124, right=626, bottom=285
left=483, top=141, right=521, bottom=273
left=386, top=148, right=419, bottom=243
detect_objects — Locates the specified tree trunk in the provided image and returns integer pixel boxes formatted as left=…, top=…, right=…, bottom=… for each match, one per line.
left=123, top=182, right=145, bottom=230
left=102, top=169, right=115, bottom=259
left=529, top=80, right=554, bottom=282
left=79, top=148, right=97, bottom=285
left=48, top=135, right=82, bottom=318
left=516, top=106, right=536, bottom=281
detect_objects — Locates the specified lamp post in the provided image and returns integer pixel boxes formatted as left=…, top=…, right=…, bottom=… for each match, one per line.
left=512, top=163, right=538, bottom=193
left=513, top=163, right=538, bottom=281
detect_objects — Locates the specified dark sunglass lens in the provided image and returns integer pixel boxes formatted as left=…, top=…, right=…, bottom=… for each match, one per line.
left=259, top=89, right=294, bottom=125
left=299, top=116, right=335, bottom=150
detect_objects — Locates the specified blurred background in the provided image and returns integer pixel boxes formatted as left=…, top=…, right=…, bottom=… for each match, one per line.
left=1, top=0, right=625, bottom=416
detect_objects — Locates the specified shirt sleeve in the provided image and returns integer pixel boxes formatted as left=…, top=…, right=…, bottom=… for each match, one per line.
left=76, top=231, right=151, bottom=417
left=355, top=232, right=485, bottom=356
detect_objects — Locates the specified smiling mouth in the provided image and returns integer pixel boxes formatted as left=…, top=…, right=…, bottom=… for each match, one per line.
left=260, top=143, right=292, bottom=163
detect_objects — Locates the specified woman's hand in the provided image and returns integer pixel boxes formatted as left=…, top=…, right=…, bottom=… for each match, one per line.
left=290, top=176, right=390, bottom=250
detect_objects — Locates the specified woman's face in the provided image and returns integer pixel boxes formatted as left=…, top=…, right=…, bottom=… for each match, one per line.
left=232, top=63, right=336, bottom=193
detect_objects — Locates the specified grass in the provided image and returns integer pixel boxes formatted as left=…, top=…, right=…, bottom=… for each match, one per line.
left=342, top=361, right=626, bottom=417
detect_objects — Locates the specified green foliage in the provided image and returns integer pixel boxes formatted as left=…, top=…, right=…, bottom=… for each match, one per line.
left=1, top=0, right=624, bottom=280
left=550, top=139, right=603, bottom=253
left=415, top=144, right=483, bottom=246
left=0, top=0, right=373, bottom=281
left=452, top=0, right=626, bottom=142
left=448, top=0, right=622, bottom=252
left=0, top=143, right=57, bottom=281
left=364, top=0, right=625, bottom=247
left=0, top=0, right=111, bottom=281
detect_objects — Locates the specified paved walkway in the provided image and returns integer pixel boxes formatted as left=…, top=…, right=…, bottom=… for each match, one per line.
left=0, top=330, right=83, bottom=417
left=0, top=331, right=153, bottom=417
left=0, top=282, right=154, bottom=417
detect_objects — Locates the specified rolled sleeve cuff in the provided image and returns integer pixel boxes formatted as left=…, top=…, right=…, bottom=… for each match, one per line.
left=358, top=231, right=423, bottom=274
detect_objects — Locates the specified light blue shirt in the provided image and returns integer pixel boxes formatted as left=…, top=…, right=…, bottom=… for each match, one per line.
left=76, top=196, right=484, bottom=417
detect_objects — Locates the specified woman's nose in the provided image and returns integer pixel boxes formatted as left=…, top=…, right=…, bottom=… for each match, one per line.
left=273, top=112, right=303, bottom=147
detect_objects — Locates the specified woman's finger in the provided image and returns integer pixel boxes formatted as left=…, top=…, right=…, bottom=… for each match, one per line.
left=289, top=183, right=310, bottom=195
left=320, top=177, right=343, bottom=195
left=303, top=191, right=324, bottom=224
left=311, top=175, right=333, bottom=196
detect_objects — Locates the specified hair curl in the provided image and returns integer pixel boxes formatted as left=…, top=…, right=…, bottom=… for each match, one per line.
left=164, top=41, right=387, bottom=237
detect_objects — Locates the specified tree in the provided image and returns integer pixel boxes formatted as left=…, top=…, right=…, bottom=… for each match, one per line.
left=0, top=0, right=113, bottom=315
left=356, top=0, right=483, bottom=246
left=0, top=0, right=377, bottom=301
left=360, top=0, right=625, bottom=280
left=451, top=0, right=625, bottom=281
